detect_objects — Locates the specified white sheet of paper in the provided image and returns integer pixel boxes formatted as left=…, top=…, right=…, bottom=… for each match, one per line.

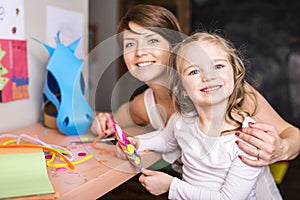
left=0, top=0, right=25, bottom=40
left=46, top=5, right=85, bottom=59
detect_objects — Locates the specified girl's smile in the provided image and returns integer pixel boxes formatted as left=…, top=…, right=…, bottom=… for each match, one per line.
left=200, top=84, right=223, bottom=94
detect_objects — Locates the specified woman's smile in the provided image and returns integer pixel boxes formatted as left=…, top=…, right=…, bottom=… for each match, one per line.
left=136, top=61, right=156, bottom=68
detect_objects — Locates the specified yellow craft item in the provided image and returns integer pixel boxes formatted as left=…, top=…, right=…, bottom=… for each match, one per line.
left=269, top=161, right=289, bottom=184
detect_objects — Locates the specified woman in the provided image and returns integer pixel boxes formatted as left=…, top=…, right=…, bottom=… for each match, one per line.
left=91, top=4, right=299, bottom=170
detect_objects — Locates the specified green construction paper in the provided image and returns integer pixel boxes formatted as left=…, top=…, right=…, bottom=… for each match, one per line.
left=0, top=63, right=8, bottom=75
left=0, top=77, right=9, bottom=90
left=0, top=150, right=55, bottom=199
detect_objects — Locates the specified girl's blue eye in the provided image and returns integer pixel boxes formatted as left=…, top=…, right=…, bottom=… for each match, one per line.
left=214, top=64, right=224, bottom=70
left=149, top=39, right=159, bottom=44
left=189, top=69, right=200, bottom=76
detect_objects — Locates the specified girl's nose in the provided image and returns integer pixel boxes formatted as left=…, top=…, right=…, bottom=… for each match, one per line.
left=201, top=67, right=217, bottom=82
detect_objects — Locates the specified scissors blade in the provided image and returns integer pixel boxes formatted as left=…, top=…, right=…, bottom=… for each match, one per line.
left=71, top=136, right=117, bottom=144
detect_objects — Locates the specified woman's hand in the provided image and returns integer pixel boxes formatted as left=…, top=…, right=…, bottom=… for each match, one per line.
left=91, top=112, right=115, bottom=136
left=236, top=122, right=285, bottom=167
left=139, top=169, right=173, bottom=196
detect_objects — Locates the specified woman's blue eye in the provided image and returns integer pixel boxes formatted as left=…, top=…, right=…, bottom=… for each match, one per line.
left=125, top=42, right=135, bottom=48
left=214, top=64, right=223, bottom=70
left=149, top=39, right=159, bottom=44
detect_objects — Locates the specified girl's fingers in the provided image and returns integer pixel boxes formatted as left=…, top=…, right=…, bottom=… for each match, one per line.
left=115, top=142, right=127, bottom=159
left=141, top=168, right=155, bottom=176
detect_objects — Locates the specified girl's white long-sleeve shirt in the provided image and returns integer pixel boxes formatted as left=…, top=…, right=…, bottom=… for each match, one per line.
left=144, top=88, right=181, bottom=163
left=137, top=113, right=282, bottom=200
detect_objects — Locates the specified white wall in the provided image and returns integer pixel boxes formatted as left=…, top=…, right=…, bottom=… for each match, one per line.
left=0, top=0, right=88, bottom=132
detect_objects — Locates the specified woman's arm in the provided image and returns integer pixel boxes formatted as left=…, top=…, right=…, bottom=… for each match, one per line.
left=90, top=92, right=150, bottom=136
left=236, top=83, right=300, bottom=166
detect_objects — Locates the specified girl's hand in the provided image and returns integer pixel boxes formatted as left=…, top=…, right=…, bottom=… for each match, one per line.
left=139, top=169, right=173, bottom=196
left=91, top=112, right=115, bottom=136
left=236, top=122, right=284, bottom=167
left=127, top=137, right=140, bottom=149
left=115, top=142, right=127, bottom=160
left=115, top=137, right=140, bottom=160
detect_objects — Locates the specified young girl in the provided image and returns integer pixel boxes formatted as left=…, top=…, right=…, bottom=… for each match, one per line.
left=135, top=32, right=282, bottom=199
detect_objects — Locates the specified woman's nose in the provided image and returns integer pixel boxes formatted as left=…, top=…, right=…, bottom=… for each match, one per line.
left=135, top=43, right=149, bottom=57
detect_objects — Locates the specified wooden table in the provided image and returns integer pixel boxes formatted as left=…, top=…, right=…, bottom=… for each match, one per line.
left=2, top=123, right=161, bottom=200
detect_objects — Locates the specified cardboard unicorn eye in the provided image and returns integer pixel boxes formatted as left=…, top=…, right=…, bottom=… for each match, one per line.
left=111, top=117, right=142, bottom=171
left=39, top=33, right=94, bottom=135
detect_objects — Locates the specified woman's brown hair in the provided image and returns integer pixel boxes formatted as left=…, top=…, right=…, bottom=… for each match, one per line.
left=117, top=4, right=184, bottom=48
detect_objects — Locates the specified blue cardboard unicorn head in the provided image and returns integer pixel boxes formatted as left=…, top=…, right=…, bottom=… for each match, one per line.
left=41, top=32, right=94, bottom=135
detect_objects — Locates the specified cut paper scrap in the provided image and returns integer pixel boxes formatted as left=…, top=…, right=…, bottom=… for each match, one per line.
left=0, top=39, right=28, bottom=102
left=0, top=147, right=58, bottom=199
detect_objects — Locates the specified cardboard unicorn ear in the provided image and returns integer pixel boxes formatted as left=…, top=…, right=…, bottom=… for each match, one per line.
left=31, top=37, right=55, bottom=56
left=68, top=38, right=81, bottom=54
left=37, top=34, right=94, bottom=135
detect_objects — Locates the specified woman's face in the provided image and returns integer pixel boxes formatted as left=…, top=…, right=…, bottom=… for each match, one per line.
left=179, top=40, right=234, bottom=107
left=122, top=22, right=171, bottom=83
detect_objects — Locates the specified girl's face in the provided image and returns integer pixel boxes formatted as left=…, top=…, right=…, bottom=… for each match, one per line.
left=179, top=40, right=234, bottom=107
left=123, top=22, right=171, bottom=83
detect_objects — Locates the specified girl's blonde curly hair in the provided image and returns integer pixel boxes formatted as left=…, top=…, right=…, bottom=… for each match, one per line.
left=168, top=31, right=257, bottom=133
